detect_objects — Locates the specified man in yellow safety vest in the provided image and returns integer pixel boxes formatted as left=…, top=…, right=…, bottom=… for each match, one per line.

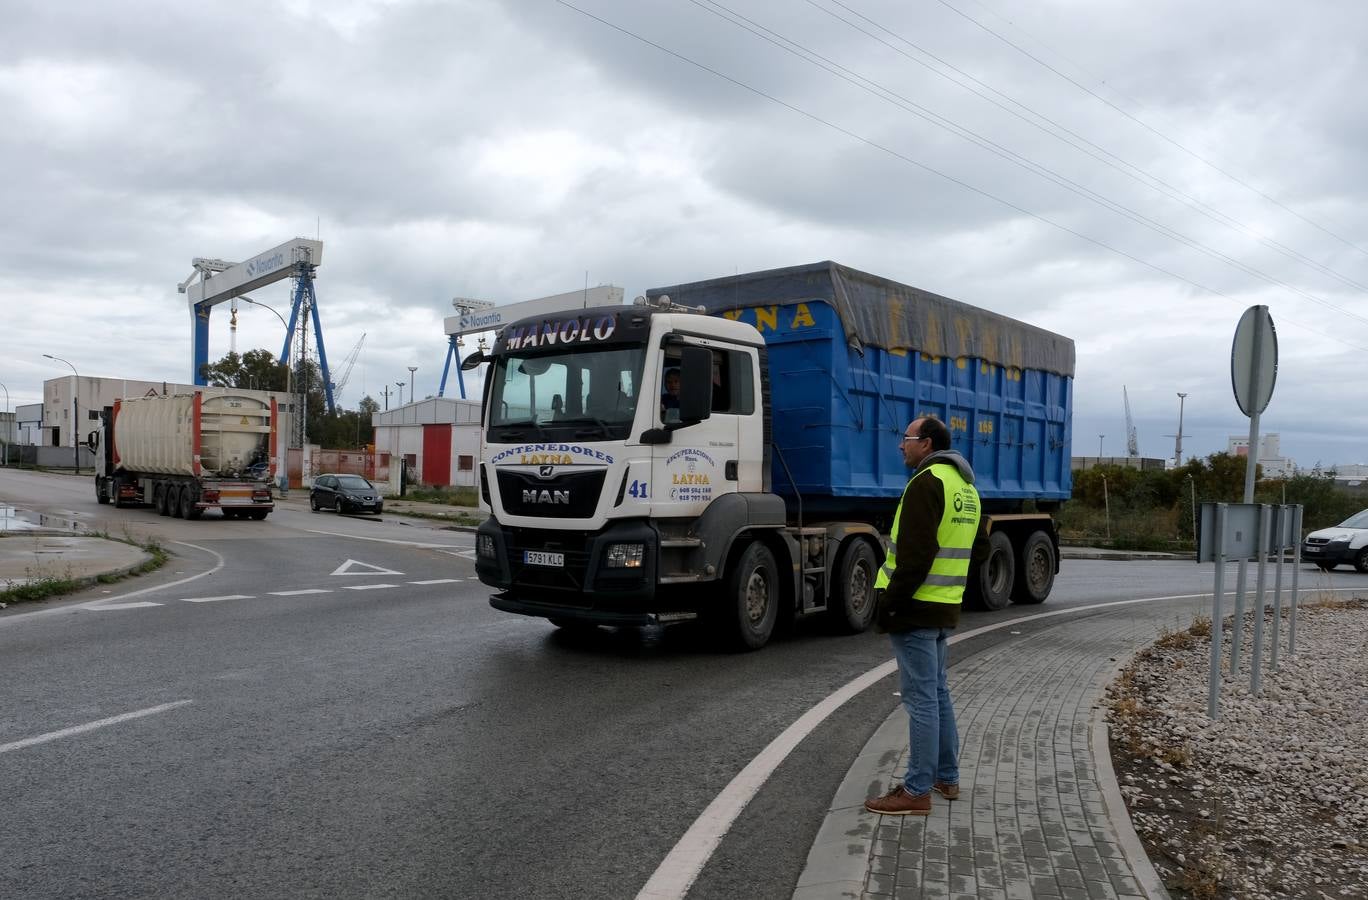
left=865, top=415, right=986, bottom=816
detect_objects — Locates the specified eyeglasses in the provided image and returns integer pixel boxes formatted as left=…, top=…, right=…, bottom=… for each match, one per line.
left=899, top=434, right=928, bottom=445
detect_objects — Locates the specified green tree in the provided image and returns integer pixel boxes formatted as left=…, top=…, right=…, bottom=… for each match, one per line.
left=200, top=348, right=289, bottom=392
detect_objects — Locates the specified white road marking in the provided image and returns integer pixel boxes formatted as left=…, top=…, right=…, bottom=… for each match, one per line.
left=303, top=528, right=459, bottom=550
left=180, top=594, right=253, bottom=603
left=331, top=559, right=403, bottom=576
left=0, top=700, right=194, bottom=755
left=269, top=589, right=333, bottom=596
left=342, top=583, right=399, bottom=591
left=408, top=578, right=462, bottom=585
left=75, top=541, right=226, bottom=614
left=634, top=586, right=1361, bottom=899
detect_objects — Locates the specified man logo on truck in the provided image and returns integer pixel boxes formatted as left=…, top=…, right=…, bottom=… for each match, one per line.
left=523, top=489, right=570, bottom=505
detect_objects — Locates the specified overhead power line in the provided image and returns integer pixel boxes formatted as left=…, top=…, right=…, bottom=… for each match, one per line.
left=688, top=0, right=1368, bottom=330
left=809, top=0, right=1368, bottom=299
left=932, top=0, right=1368, bottom=261
left=550, top=0, right=1368, bottom=355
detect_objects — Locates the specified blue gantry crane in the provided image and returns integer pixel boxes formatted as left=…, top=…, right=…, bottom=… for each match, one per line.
left=178, top=238, right=337, bottom=414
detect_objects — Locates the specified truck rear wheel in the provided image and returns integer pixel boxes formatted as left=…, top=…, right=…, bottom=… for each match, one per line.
left=722, top=541, right=779, bottom=651
left=970, top=531, right=1014, bottom=611
left=1012, top=530, right=1055, bottom=605
left=828, top=539, right=878, bottom=634
left=169, top=486, right=184, bottom=518
left=154, top=484, right=170, bottom=516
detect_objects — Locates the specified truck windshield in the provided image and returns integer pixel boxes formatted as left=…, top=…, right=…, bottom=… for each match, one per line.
left=487, top=344, right=644, bottom=441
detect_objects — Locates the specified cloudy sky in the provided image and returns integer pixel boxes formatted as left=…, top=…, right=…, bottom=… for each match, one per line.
left=4, top=0, right=1367, bottom=468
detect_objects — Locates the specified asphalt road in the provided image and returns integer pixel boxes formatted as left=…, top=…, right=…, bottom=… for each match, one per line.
left=1, top=468, right=1343, bottom=899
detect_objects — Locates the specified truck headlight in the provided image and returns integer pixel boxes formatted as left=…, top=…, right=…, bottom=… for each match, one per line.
left=605, top=543, right=645, bottom=568
left=477, top=534, right=496, bottom=558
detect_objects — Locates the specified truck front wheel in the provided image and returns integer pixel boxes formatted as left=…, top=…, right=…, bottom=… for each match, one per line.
left=828, top=539, right=878, bottom=634
left=723, top=542, right=779, bottom=651
left=1012, top=531, right=1055, bottom=605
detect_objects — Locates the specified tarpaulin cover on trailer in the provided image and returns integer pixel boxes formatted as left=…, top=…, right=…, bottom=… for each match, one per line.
left=647, top=260, right=1076, bottom=377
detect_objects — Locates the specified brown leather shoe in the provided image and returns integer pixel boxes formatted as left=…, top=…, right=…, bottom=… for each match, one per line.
left=933, top=781, right=960, bottom=800
left=864, top=785, right=931, bottom=816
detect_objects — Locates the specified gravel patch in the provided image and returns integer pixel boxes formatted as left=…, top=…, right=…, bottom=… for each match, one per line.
left=1107, top=595, right=1368, bottom=899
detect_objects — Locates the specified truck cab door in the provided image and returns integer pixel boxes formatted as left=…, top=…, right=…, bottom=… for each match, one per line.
left=648, top=343, right=750, bottom=516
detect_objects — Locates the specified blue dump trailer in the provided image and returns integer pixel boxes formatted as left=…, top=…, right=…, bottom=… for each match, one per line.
left=650, top=261, right=1074, bottom=520
left=475, top=262, right=1075, bottom=649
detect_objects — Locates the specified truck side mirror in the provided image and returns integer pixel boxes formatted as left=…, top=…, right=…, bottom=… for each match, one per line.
left=678, top=346, right=712, bottom=423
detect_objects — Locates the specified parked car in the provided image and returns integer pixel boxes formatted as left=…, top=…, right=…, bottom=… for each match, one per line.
left=1301, top=508, right=1368, bottom=572
left=310, top=474, right=384, bottom=514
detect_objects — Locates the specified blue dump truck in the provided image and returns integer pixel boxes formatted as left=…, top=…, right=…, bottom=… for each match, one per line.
left=474, top=262, right=1074, bottom=649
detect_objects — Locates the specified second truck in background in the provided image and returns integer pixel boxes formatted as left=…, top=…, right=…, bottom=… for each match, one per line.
left=93, top=389, right=278, bottom=520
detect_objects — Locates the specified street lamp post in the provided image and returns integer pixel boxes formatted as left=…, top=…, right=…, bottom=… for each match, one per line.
left=241, top=296, right=298, bottom=438
left=396, top=382, right=406, bottom=406
left=43, top=354, right=80, bottom=472
left=1098, top=434, right=1105, bottom=461
left=1175, top=392, right=1188, bottom=467
left=407, top=366, right=418, bottom=402
left=0, top=379, right=9, bottom=467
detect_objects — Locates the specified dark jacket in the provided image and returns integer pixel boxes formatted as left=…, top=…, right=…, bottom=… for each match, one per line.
left=876, top=450, right=989, bottom=633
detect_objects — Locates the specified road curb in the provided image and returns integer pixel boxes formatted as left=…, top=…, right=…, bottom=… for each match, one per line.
left=1090, top=654, right=1173, bottom=899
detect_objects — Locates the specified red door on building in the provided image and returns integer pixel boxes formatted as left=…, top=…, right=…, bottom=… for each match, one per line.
left=421, top=425, right=452, bottom=486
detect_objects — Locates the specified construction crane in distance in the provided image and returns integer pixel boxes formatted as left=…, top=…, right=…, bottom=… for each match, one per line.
left=332, top=333, right=367, bottom=408
left=1123, top=386, right=1139, bottom=458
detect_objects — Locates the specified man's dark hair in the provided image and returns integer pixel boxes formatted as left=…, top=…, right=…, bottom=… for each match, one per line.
left=917, top=416, right=951, bottom=451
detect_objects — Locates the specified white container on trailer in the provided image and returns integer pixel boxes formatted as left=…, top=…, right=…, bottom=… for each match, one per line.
left=114, top=391, right=272, bottom=478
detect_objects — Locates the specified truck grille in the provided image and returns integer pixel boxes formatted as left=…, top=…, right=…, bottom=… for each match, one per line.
left=504, top=528, right=592, bottom=600
left=497, top=469, right=605, bottom=520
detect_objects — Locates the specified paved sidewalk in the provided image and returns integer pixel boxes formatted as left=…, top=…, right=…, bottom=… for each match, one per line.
left=0, top=534, right=151, bottom=588
left=794, top=605, right=1183, bottom=900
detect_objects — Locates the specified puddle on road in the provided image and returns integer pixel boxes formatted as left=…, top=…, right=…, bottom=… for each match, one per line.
left=0, top=506, right=87, bottom=533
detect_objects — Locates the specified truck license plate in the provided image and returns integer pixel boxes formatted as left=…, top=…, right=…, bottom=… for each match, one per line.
left=524, top=551, right=564, bottom=567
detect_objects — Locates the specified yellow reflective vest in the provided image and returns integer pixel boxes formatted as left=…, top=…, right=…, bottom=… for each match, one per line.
left=875, top=462, right=981, bottom=606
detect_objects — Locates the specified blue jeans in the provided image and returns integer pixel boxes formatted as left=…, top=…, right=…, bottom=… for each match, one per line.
left=890, top=627, right=959, bottom=796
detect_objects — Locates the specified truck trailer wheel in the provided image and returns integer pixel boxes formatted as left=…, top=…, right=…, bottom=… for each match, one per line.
left=970, top=531, right=1015, bottom=611
left=178, top=487, right=200, bottom=520
left=155, top=484, right=170, bottom=516
left=1012, top=530, right=1055, bottom=605
left=828, top=539, right=878, bottom=634
left=722, top=542, right=779, bottom=651
left=169, top=486, right=184, bottom=518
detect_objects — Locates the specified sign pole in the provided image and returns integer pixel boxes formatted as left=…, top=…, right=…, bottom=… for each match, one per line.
left=1207, top=503, right=1227, bottom=719
left=1250, top=505, right=1270, bottom=695
left=1270, top=505, right=1286, bottom=671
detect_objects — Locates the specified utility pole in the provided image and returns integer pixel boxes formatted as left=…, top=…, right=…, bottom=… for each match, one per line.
left=1175, top=392, right=1188, bottom=467
left=381, top=385, right=391, bottom=410
left=1098, top=434, right=1105, bottom=461
left=0, top=379, right=9, bottom=467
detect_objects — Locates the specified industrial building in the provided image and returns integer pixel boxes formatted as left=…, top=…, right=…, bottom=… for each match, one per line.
left=372, top=397, right=481, bottom=489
